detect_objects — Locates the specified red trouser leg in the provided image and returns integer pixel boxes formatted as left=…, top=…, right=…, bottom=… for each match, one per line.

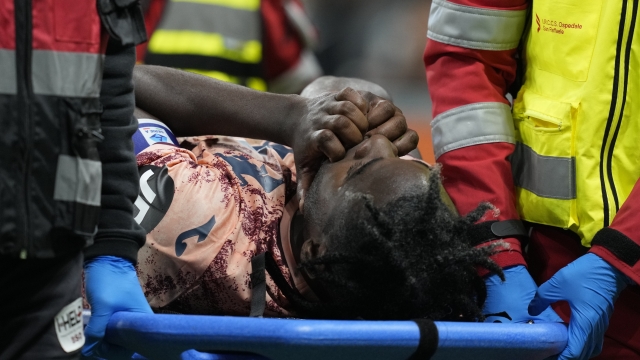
left=526, top=224, right=640, bottom=359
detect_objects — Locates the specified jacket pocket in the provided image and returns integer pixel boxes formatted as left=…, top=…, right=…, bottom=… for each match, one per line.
left=54, top=0, right=101, bottom=44
left=53, top=99, right=104, bottom=237
left=515, top=92, right=575, bottom=157
left=511, top=91, right=577, bottom=229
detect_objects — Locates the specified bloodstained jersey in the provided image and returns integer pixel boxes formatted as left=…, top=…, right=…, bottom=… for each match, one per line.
left=133, top=137, right=299, bottom=317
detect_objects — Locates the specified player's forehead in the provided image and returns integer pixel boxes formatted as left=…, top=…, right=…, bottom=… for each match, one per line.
left=340, top=159, right=432, bottom=205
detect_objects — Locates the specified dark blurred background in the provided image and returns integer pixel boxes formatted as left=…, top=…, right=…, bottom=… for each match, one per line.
left=302, top=0, right=435, bottom=162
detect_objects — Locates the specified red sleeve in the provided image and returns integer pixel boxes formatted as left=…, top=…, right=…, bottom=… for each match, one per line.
left=261, top=0, right=304, bottom=80
left=440, top=144, right=523, bottom=274
left=135, top=0, right=167, bottom=63
left=590, top=181, right=640, bottom=285
left=424, top=0, right=528, bottom=272
left=425, top=41, right=517, bottom=115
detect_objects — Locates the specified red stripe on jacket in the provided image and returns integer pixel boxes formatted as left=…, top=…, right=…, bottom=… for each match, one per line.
left=0, top=0, right=15, bottom=49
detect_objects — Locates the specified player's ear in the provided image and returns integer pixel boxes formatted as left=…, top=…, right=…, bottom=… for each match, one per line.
left=299, top=239, right=327, bottom=278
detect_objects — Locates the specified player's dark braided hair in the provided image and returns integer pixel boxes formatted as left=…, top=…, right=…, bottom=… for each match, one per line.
left=286, top=169, right=504, bottom=321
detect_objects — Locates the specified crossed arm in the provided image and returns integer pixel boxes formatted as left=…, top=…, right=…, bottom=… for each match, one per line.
left=133, top=65, right=418, bottom=206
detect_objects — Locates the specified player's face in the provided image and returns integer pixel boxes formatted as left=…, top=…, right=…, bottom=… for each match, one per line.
left=298, top=134, right=457, bottom=302
left=300, top=134, right=457, bottom=264
left=307, top=134, right=455, bottom=218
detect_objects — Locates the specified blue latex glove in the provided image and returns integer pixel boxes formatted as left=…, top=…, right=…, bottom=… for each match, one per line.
left=528, top=253, right=630, bottom=360
left=483, top=265, right=563, bottom=323
left=82, top=256, right=153, bottom=359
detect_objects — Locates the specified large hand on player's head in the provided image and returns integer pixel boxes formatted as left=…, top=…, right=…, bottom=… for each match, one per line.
left=291, top=86, right=418, bottom=212
left=360, top=91, right=418, bottom=156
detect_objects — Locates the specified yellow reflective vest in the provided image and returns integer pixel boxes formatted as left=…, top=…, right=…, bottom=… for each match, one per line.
left=511, top=0, right=639, bottom=245
left=145, top=0, right=267, bottom=91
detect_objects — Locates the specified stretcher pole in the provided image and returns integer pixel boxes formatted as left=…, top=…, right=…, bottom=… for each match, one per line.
left=104, top=312, right=567, bottom=360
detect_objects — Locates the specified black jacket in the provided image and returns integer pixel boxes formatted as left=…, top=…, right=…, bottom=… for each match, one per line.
left=84, top=38, right=147, bottom=262
left=0, top=0, right=146, bottom=262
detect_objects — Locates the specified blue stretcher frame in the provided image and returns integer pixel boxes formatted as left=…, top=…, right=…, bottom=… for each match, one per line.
left=102, top=312, right=568, bottom=360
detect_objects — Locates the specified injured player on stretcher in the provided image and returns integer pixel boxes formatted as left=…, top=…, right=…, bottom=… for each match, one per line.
left=131, top=69, right=504, bottom=321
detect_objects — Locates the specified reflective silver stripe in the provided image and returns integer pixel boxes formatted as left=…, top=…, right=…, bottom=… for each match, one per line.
left=427, top=0, right=527, bottom=51
left=0, top=49, right=17, bottom=95
left=158, top=1, right=260, bottom=42
left=511, top=143, right=576, bottom=200
left=431, top=102, right=515, bottom=158
left=53, top=155, right=102, bottom=206
left=32, top=50, right=103, bottom=98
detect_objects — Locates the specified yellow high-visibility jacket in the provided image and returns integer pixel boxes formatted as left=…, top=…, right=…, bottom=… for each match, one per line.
left=512, top=0, right=640, bottom=245
left=145, top=0, right=268, bottom=91
left=425, top=0, right=640, bottom=281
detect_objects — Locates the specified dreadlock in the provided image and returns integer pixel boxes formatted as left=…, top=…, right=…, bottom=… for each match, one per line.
left=289, top=169, right=504, bottom=321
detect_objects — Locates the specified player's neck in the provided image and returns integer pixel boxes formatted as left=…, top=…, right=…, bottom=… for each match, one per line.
left=289, top=210, right=305, bottom=266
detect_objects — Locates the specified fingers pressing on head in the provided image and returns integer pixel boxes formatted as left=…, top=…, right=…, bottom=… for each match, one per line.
left=365, top=104, right=419, bottom=156
left=324, top=104, right=366, bottom=148
left=365, top=98, right=419, bottom=156
left=367, top=99, right=399, bottom=130
left=393, top=129, right=419, bottom=156
left=312, top=129, right=346, bottom=162
left=296, top=127, right=352, bottom=213
left=366, top=110, right=407, bottom=141
left=294, top=88, right=369, bottom=213
left=334, top=87, right=369, bottom=117
left=296, top=168, right=314, bottom=214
